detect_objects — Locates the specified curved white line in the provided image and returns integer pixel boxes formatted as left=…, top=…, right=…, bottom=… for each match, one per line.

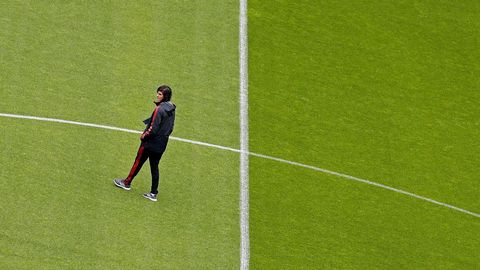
left=1, top=112, right=478, bottom=218
left=249, top=152, right=480, bottom=218
left=0, top=113, right=241, bottom=152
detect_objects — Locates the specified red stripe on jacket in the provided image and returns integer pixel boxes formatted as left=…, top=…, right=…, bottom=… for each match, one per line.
left=142, top=106, right=160, bottom=138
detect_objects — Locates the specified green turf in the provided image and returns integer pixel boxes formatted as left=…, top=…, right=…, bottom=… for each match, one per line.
left=249, top=0, right=480, bottom=268
left=1, top=1, right=240, bottom=269
left=2, top=0, right=480, bottom=269
left=0, top=118, right=240, bottom=269
left=250, top=158, right=479, bottom=269
left=0, top=0, right=239, bottom=148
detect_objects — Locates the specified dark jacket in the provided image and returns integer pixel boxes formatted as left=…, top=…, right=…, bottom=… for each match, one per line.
left=141, top=101, right=176, bottom=153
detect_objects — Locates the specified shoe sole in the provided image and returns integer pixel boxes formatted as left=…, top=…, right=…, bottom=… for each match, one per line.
left=143, top=194, right=157, bottom=202
left=113, top=180, right=131, bottom=191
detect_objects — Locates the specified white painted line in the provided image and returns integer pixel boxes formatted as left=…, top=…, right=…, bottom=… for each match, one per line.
left=0, top=113, right=241, bottom=153
left=239, top=0, right=250, bottom=269
left=0, top=113, right=142, bottom=134
left=1, top=112, right=479, bottom=220
left=249, top=152, right=480, bottom=218
left=170, top=136, right=241, bottom=154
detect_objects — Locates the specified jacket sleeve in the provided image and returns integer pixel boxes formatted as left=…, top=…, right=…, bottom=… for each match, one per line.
left=141, top=107, right=162, bottom=140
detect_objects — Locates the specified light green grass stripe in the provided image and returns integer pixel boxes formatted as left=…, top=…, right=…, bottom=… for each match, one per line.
left=1, top=112, right=478, bottom=219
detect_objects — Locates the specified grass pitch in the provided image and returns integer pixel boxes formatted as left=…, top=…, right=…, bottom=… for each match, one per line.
left=249, top=0, right=480, bottom=269
left=1, top=0, right=479, bottom=269
left=1, top=1, right=239, bottom=269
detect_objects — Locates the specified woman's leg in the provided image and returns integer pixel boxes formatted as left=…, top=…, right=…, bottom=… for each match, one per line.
left=124, top=145, right=149, bottom=185
left=148, top=151, right=164, bottom=194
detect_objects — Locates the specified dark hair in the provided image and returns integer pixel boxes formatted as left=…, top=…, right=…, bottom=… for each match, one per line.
left=157, top=85, right=172, bottom=102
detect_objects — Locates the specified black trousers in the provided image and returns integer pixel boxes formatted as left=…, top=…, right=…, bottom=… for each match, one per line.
left=124, top=144, right=165, bottom=194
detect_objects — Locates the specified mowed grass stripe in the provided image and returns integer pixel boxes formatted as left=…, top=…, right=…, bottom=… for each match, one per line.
left=2, top=113, right=478, bottom=219
left=249, top=0, right=480, bottom=209
left=249, top=0, right=479, bottom=268
left=0, top=0, right=240, bottom=269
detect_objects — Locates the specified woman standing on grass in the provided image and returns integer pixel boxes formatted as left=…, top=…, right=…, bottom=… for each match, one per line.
left=114, top=85, right=176, bottom=202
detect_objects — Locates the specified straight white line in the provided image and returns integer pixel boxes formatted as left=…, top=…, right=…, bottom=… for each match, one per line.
left=1, top=112, right=479, bottom=219
left=239, top=0, right=250, bottom=269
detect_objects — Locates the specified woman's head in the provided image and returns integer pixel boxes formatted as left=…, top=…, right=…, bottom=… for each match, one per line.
left=157, top=85, right=172, bottom=102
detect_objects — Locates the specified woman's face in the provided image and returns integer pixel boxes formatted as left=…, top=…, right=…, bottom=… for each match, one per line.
left=156, top=91, right=164, bottom=102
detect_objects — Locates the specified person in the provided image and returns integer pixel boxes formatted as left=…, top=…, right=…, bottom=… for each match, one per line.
left=114, top=85, right=176, bottom=202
